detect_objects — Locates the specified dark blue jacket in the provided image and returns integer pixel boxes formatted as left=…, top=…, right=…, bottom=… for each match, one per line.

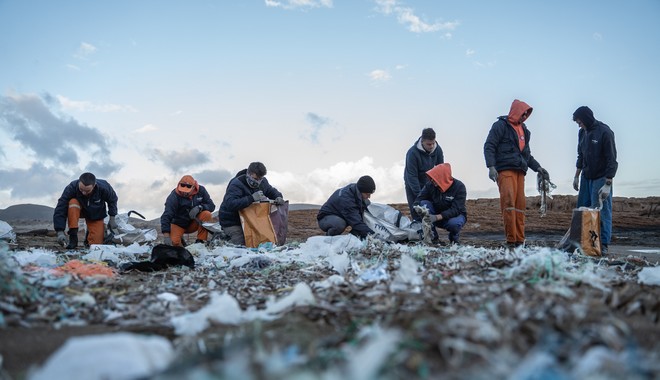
left=404, top=139, right=445, bottom=196
left=484, top=116, right=541, bottom=174
left=219, top=174, right=282, bottom=227
left=414, top=179, right=467, bottom=221
left=576, top=120, right=618, bottom=179
left=53, top=179, right=118, bottom=231
left=160, top=185, right=215, bottom=233
left=317, top=183, right=374, bottom=238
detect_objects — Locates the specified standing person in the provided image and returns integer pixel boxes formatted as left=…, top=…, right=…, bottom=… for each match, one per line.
left=160, top=175, right=215, bottom=246
left=53, top=172, right=119, bottom=249
left=483, top=99, right=550, bottom=248
left=219, top=162, right=284, bottom=245
left=413, top=163, right=467, bottom=245
left=572, top=106, right=618, bottom=254
left=404, top=128, right=444, bottom=221
left=317, top=175, right=376, bottom=239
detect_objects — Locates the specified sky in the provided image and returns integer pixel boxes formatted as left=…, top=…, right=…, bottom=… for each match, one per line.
left=1, top=0, right=659, bottom=220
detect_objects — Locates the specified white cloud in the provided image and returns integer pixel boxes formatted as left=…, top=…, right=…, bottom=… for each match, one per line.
left=74, top=42, right=97, bottom=60
left=369, top=69, right=391, bottom=82
left=395, top=64, right=406, bottom=70
left=134, top=124, right=157, bottom=133
left=593, top=32, right=603, bottom=41
left=265, top=0, right=332, bottom=10
left=466, top=49, right=476, bottom=56
left=66, top=64, right=81, bottom=71
left=57, top=95, right=137, bottom=113
left=374, top=0, right=458, bottom=34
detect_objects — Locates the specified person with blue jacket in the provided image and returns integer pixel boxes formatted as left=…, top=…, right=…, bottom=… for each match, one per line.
left=219, top=162, right=284, bottom=245
left=404, top=128, right=444, bottom=221
left=160, top=175, right=215, bottom=246
left=53, top=172, right=118, bottom=249
left=414, top=163, right=467, bottom=244
left=484, top=99, right=549, bottom=248
left=572, top=106, right=618, bottom=254
left=317, top=176, right=376, bottom=239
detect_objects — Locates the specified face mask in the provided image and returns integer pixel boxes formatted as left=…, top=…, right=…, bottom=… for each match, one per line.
left=246, top=174, right=262, bottom=189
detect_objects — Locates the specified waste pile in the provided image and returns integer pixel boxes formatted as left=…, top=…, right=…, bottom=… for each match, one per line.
left=1, top=236, right=659, bottom=379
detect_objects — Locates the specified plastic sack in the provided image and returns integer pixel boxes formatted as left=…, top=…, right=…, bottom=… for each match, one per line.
left=239, top=201, right=289, bottom=248
left=0, top=220, right=16, bottom=243
left=105, top=211, right=157, bottom=245
left=557, top=207, right=601, bottom=256
left=364, top=203, right=420, bottom=242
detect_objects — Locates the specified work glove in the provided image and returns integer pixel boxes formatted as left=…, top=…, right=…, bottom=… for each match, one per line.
left=274, top=196, right=285, bottom=205
left=189, top=205, right=202, bottom=219
left=108, top=215, right=118, bottom=230
left=598, top=182, right=612, bottom=202
left=573, top=176, right=580, bottom=191
left=364, top=199, right=371, bottom=207
left=56, top=231, right=67, bottom=247
left=429, top=214, right=438, bottom=223
left=163, top=236, right=172, bottom=246
left=252, top=191, right=265, bottom=202
left=488, top=166, right=498, bottom=182
left=538, top=167, right=550, bottom=181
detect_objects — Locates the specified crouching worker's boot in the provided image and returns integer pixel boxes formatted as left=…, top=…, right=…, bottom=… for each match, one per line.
left=66, top=228, right=79, bottom=249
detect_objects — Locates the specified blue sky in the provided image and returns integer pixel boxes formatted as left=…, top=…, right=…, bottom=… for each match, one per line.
left=1, top=0, right=659, bottom=219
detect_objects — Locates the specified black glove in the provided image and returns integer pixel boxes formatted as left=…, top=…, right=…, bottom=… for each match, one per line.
left=573, top=176, right=579, bottom=191
left=163, top=236, right=172, bottom=246
left=538, top=167, right=550, bottom=181
left=189, top=205, right=202, bottom=219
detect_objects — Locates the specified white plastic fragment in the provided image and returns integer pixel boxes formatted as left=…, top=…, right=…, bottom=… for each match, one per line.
left=29, top=332, right=174, bottom=380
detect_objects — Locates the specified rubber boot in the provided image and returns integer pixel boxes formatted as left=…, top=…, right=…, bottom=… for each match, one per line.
left=66, top=228, right=79, bottom=249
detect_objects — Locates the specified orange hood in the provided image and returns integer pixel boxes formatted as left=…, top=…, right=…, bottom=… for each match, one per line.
left=426, top=163, right=454, bottom=192
left=175, top=175, right=199, bottom=198
left=507, top=99, right=533, bottom=125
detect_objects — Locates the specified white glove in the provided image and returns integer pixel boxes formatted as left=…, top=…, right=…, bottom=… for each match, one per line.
left=573, top=176, right=579, bottom=191
left=108, top=215, right=118, bottom=230
left=274, top=196, right=285, bottom=205
left=598, top=182, right=611, bottom=202
left=56, top=231, right=67, bottom=247
left=429, top=214, right=438, bottom=223
left=488, top=167, right=498, bottom=182
left=252, top=191, right=266, bottom=202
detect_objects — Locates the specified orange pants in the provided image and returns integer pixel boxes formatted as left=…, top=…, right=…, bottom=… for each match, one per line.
left=169, top=210, right=213, bottom=246
left=68, top=199, right=105, bottom=245
left=497, top=170, right=526, bottom=244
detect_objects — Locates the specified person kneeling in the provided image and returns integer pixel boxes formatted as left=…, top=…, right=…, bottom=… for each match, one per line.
left=160, top=175, right=216, bottom=246
left=414, top=163, right=467, bottom=245
left=317, top=175, right=376, bottom=239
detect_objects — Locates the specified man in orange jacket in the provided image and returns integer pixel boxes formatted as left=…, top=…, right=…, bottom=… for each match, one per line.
left=160, top=175, right=215, bottom=246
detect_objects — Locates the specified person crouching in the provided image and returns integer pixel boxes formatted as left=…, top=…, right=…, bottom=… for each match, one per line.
left=160, top=175, right=215, bottom=246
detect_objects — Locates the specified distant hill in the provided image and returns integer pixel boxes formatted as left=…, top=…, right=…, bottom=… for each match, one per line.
left=0, top=203, right=322, bottom=223
left=0, top=204, right=54, bottom=221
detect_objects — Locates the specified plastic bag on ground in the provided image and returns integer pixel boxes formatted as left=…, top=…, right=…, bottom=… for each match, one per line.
left=0, top=220, right=16, bottom=243
left=364, top=203, right=420, bottom=242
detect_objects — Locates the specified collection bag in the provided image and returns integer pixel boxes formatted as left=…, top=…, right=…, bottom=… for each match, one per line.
left=239, top=201, right=289, bottom=248
left=557, top=207, right=601, bottom=256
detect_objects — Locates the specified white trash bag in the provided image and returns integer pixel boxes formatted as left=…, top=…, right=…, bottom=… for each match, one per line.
left=105, top=211, right=157, bottom=245
left=364, top=203, right=420, bottom=242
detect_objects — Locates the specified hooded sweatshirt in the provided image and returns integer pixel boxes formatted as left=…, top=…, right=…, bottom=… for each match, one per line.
left=160, top=175, right=215, bottom=233
left=413, top=163, right=467, bottom=221
left=483, top=99, right=541, bottom=174
left=404, top=137, right=445, bottom=196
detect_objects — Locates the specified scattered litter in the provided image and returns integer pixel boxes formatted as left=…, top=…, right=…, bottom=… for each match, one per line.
left=52, top=260, right=115, bottom=279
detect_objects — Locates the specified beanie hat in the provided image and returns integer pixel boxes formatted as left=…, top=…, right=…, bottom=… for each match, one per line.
left=356, top=175, right=376, bottom=194
left=573, top=106, right=595, bottom=127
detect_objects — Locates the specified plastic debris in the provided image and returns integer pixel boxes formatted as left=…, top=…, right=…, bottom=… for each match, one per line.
left=29, top=332, right=174, bottom=380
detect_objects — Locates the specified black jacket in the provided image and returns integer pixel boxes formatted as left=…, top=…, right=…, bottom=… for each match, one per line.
left=414, top=179, right=467, bottom=221
left=219, top=174, right=282, bottom=227
left=576, top=120, right=618, bottom=179
left=404, top=139, right=444, bottom=196
left=160, top=185, right=215, bottom=233
left=484, top=116, right=541, bottom=174
left=53, top=179, right=118, bottom=231
left=317, top=183, right=374, bottom=238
